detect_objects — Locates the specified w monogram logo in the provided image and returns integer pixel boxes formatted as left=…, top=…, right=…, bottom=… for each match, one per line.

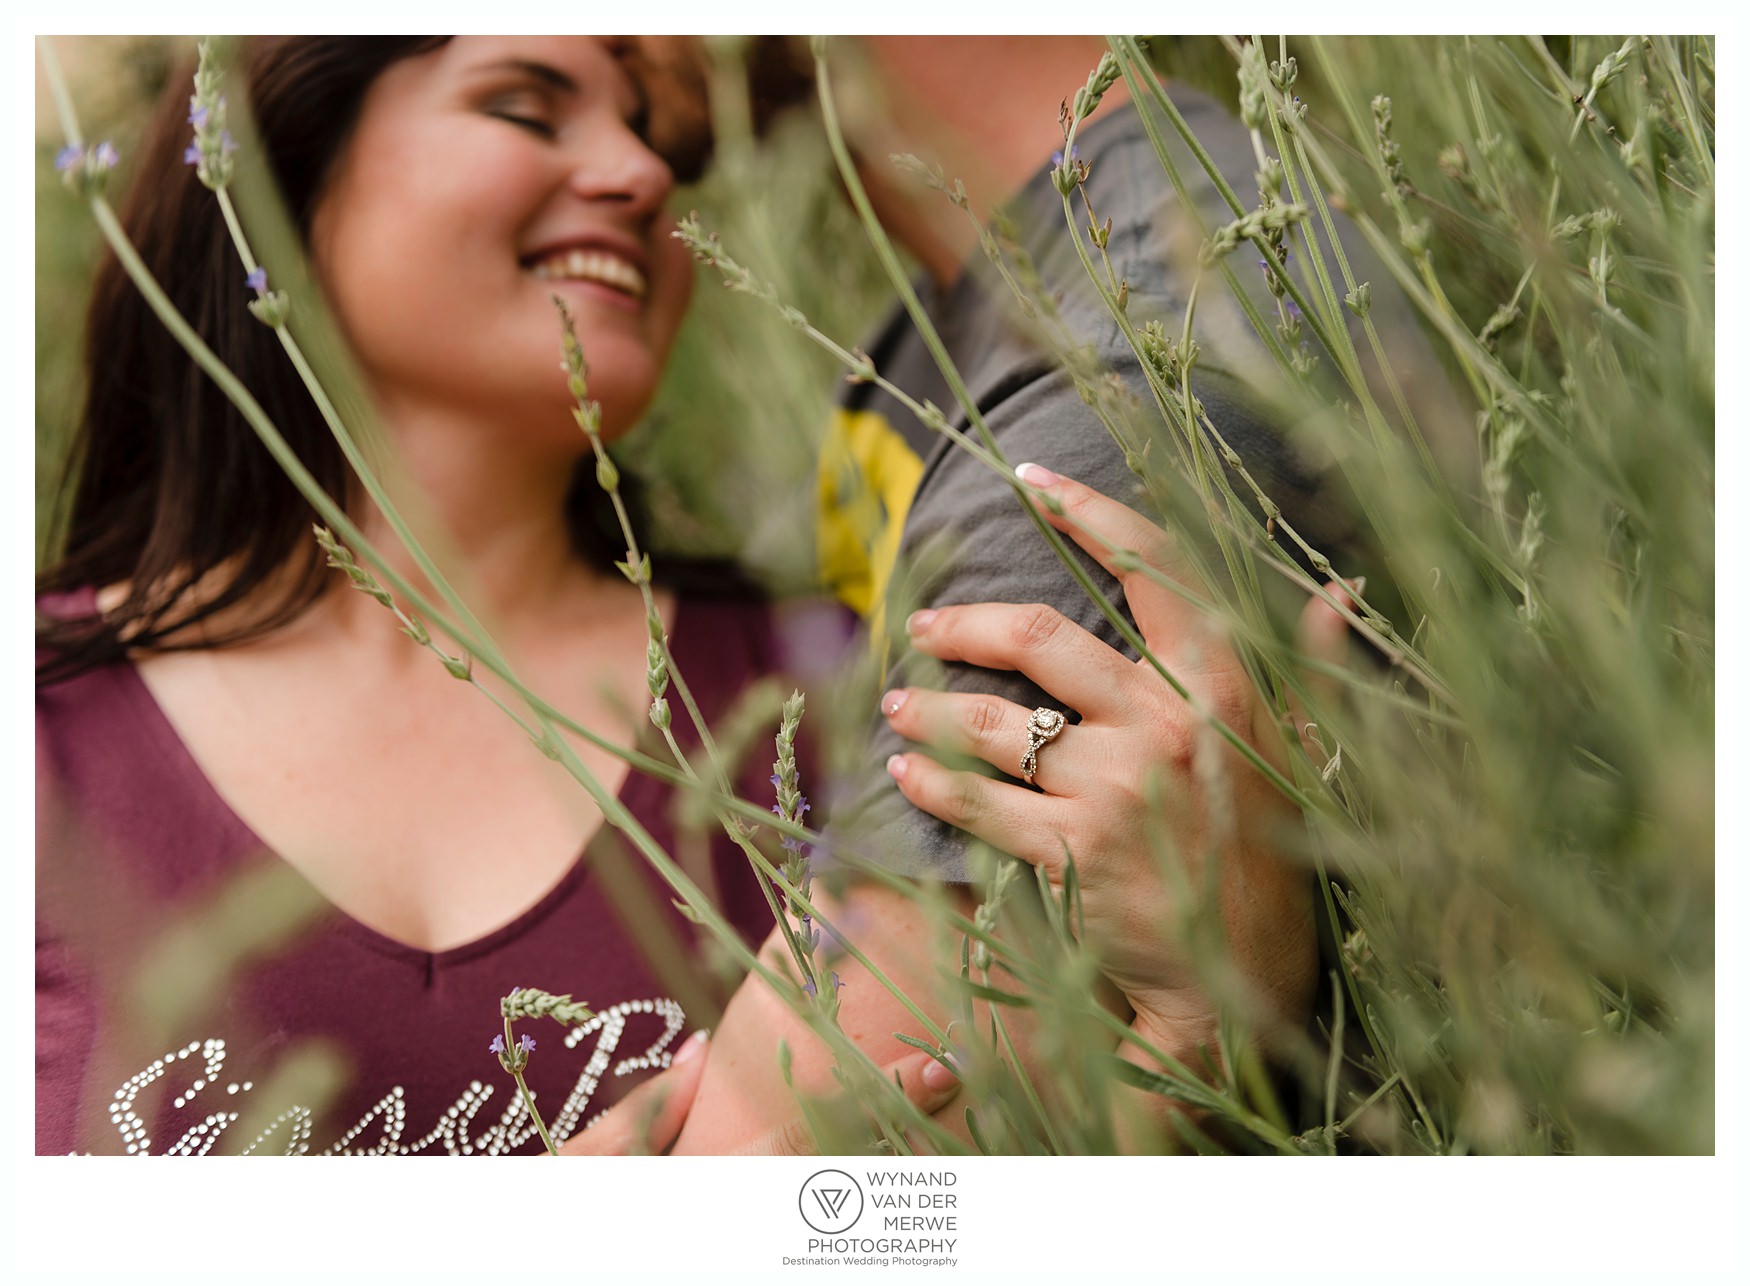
left=813, top=1187, right=852, bottom=1220
left=799, top=1169, right=864, bottom=1233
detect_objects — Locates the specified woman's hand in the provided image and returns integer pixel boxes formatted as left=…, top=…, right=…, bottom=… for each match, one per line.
left=557, top=1029, right=712, bottom=1154
left=880, top=463, right=1345, bottom=1057
left=558, top=1029, right=962, bottom=1154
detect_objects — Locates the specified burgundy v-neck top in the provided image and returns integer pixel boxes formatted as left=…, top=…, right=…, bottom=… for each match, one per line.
left=36, top=592, right=812, bottom=1155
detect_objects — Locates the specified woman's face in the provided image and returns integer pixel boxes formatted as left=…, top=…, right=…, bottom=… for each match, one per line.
left=311, top=37, right=693, bottom=446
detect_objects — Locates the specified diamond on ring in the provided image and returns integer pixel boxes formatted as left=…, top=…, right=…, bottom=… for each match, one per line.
left=1020, top=706, right=1067, bottom=786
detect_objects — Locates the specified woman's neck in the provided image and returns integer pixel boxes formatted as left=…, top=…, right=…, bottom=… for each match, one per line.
left=346, top=396, right=614, bottom=626
left=290, top=393, right=636, bottom=666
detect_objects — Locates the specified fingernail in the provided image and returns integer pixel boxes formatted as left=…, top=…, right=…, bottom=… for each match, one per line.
left=921, top=1056, right=960, bottom=1091
left=674, top=1029, right=710, bottom=1066
left=886, top=753, right=908, bottom=781
left=906, top=609, right=937, bottom=634
left=1015, top=462, right=1060, bottom=487
left=880, top=689, right=908, bottom=717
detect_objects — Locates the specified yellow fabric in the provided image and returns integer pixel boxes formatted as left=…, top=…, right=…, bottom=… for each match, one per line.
left=816, top=408, right=926, bottom=645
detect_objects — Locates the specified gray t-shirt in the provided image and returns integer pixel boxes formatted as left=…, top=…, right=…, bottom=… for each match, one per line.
left=821, top=89, right=1365, bottom=881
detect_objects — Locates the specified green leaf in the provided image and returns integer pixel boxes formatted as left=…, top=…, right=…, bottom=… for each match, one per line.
left=965, top=1107, right=993, bottom=1156
left=959, top=981, right=1033, bottom=1008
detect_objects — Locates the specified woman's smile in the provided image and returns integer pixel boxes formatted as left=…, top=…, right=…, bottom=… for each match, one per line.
left=524, top=240, right=650, bottom=304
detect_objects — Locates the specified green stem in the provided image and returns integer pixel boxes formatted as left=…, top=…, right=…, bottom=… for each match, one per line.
left=213, top=186, right=517, bottom=692
left=503, top=1014, right=558, bottom=1156
left=37, top=40, right=83, bottom=149
left=511, top=1068, right=558, bottom=1156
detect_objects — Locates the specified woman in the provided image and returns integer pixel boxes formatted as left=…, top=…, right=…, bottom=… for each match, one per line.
left=37, top=35, right=1317, bottom=1156
left=37, top=34, right=876, bottom=1156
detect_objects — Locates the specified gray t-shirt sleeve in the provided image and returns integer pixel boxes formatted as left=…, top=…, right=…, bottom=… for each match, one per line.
left=826, top=366, right=1130, bottom=881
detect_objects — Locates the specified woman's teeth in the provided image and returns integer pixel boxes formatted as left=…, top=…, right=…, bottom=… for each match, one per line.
left=530, top=249, right=648, bottom=299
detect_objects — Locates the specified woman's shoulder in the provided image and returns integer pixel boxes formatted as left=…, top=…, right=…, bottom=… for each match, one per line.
left=37, top=586, right=167, bottom=802
left=37, top=610, right=266, bottom=902
left=36, top=583, right=124, bottom=684
left=36, top=584, right=101, bottom=648
left=37, top=584, right=100, bottom=619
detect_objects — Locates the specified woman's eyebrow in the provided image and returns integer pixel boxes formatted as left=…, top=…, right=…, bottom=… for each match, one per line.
left=474, top=58, right=577, bottom=93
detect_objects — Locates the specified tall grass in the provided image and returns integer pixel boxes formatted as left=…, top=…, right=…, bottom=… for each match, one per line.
left=36, top=35, right=1712, bottom=1155
left=679, top=33, right=1715, bottom=1155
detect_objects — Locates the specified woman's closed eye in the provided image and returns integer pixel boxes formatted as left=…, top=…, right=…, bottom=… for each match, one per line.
left=483, top=92, right=559, bottom=138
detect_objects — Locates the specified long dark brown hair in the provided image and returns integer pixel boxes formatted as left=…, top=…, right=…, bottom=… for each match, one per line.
left=38, top=36, right=749, bottom=685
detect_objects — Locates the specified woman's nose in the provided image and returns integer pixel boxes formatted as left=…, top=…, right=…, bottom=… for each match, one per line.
left=566, top=122, right=674, bottom=217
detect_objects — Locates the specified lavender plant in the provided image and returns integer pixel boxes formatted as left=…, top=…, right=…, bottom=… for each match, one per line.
left=494, top=987, right=597, bottom=1155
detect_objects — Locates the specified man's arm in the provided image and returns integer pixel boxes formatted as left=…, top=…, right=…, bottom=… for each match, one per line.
left=670, top=877, right=1127, bottom=1154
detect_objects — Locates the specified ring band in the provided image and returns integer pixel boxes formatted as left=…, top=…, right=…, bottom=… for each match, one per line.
left=1020, top=706, right=1067, bottom=785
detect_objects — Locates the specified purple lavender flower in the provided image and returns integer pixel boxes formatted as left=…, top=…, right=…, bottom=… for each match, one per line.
left=188, top=103, right=209, bottom=128
left=54, top=145, right=82, bottom=173
left=803, top=977, right=817, bottom=998
left=769, top=772, right=782, bottom=789
left=1051, top=144, right=1080, bottom=167
left=830, top=971, right=845, bottom=993
left=183, top=144, right=202, bottom=166
left=220, top=130, right=237, bottom=157
left=245, top=267, right=268, bottom=294
left=489, top=1034, right=506, bottom=1055
left=517, top=1034, right=536, bottom=1054
left=91, top=141, right=119, bottom=169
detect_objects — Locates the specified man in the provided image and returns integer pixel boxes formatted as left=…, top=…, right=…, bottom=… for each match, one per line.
left=625, top=36, right=1344, bottom=1152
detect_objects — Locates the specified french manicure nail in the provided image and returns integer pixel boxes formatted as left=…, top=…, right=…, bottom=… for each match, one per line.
left=907, top=609, right=937, bottom=634
left=886, top=754, right=908, bottom=781
left=880, top=689, right=908, bottom=717
left=674, top=1029, right=710, bottom=1066
left=1015, top=462, right=1060, bottom=487
left=921, top=1056, right=960, bottom=1091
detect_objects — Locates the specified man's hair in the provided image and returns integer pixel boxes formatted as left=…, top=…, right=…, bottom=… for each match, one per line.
left=626, top=36, right=816, bottom=183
